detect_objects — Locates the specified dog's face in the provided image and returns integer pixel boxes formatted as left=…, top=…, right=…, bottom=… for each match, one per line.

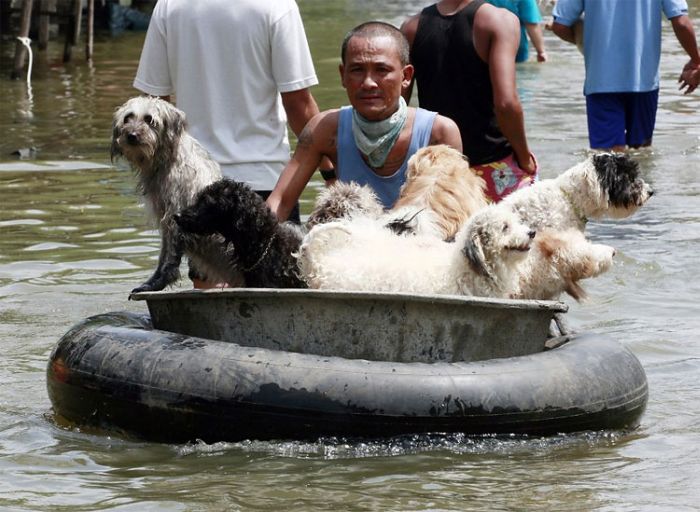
left=534, top=228, right=615, bottom=301
left=396, top=144, right=487, bottom=240
left=175, top=181, right=241, bottom=236
left=575, top=153, right=654, bottom=219
left=175, top=179, right=269, bottom=238
left=110, top=96, right=186, bottom=172
left=461, top=208, right=535, bottom=280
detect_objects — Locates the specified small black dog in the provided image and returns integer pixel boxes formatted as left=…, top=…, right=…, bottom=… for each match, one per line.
left=175, top=179, right=307, bottom=288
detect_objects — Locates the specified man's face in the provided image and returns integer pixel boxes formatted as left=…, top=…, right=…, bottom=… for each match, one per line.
left=339, top=35, right=413, bottom=121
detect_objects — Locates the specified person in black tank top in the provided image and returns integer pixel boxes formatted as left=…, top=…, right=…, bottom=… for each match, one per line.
left=401, top=0, right=539, bottom=202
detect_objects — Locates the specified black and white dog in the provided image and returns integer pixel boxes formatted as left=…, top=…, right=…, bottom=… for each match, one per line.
left=499, top=153, right=654, bottom=232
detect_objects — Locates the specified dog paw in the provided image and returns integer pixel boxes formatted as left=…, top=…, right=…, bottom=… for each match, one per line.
left=129, top=282, right=159, bottom=297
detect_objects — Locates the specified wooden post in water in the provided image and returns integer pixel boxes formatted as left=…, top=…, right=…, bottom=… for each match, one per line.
left=86, top=0, right=94, bottom=61
left=63, top=0, right=82, bottom=62
left=38, top=0, right=57, bottom=50
left=11, top=0, right=34, bottom=80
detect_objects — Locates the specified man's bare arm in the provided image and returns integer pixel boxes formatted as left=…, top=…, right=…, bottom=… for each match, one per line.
left=476, top=6, right=535, bottom=172
left=524, top=22, right=547, bottom=62
left=551, top=21, right=576, bottom=44
left=266, top=111, right=337, bottom=221
left=281, top=88, right=321, bottom=137
left=400, top=14, right=420, bottom=103
left=430, top=115, right=463, bottom=153
left=671, top=15, right=700, bottom=69
left=671, top=15, right=700, bottom=95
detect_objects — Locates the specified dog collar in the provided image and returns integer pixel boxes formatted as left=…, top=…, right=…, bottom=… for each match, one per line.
left=561, top=188, right=588, bottom=226
left=241, top=232, right=277, bottom=273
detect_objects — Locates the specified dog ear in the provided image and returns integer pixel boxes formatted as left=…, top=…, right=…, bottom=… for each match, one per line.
left=163, top=104, right=186, bottom=146
left=462, top=228, right=494, bottom=280
left=156, top=105, right=186, bottom=169
left=385, top=209, right=424, bottom=236
left=564, top=280, right=587, bottom=302
left=109, top=121, right=122, bottom=162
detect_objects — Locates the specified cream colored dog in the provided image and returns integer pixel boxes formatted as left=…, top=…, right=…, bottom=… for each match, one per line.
left=306, top=145, right=488, bottom=240
left=516, top=229, right=616, bottom=301
left=390, top=145, right=488, bottom=240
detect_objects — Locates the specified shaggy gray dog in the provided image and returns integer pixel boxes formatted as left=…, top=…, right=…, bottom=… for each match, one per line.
left=111, top=96, right=239, bottom=294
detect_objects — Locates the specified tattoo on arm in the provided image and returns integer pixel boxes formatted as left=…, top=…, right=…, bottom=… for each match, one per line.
left=298, top=126, right=313, bottom=149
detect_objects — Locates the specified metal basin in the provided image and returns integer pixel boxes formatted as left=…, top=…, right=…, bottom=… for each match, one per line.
left=131, top=289, right=567, bottom=364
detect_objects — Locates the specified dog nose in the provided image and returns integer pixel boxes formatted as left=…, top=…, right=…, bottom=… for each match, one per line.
left=648, top=188, right=654, bottom=197
left=528, top=229, right=536, bottom=239
left=126, top=133, right=139, bottom=145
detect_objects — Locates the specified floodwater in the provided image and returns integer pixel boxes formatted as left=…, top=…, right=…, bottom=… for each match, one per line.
left=1, top=0, right=700, bottom=510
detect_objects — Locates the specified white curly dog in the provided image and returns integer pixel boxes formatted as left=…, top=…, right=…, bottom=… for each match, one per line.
left=299, top=207, right=534, bottom=297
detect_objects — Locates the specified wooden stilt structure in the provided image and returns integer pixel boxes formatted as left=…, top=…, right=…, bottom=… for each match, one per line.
left=63, top=0, right=82, bottom=62
left=38, top=0, right=57, bottom=50
left=11, top=0, right=33, bottom=80
left=86, top=0, right=94, bottom=61
left=9, top=0, right=152, bottom=77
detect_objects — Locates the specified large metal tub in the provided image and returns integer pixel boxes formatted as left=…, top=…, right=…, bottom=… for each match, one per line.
left=131, top=289, right=567, bottom=363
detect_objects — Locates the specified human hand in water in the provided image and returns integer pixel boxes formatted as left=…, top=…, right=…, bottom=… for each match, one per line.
left=679, top=60, right=700, bottom=95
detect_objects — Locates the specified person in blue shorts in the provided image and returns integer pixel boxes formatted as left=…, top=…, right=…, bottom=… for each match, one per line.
left=551, top=0, right=700, bottom=152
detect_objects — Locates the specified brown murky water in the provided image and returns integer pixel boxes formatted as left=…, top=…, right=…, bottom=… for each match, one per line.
left=1, top=1, right=700, bottom=510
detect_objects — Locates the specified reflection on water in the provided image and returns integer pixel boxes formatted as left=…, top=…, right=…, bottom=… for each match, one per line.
left=2, top=0, right=700, bottom=510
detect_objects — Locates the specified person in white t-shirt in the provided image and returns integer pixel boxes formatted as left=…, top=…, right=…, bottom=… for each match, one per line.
left=132, top=0, right=321, bottom=225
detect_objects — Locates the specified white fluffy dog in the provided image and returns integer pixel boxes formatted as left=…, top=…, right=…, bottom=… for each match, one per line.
left=299, top=208, right=616, bottom=301
left=501, top=152, right=654, bottom=232
left=111, top=96, right=237, bottom=294
left=298, top=207, right=535, bottom=298
left=299, top=153, right=634, bottom=301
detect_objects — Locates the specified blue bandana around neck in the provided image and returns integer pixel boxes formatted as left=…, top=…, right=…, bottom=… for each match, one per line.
left=351, top=97, right=408, bottom=169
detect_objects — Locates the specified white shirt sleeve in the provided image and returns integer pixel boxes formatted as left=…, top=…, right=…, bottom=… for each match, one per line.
left=132, top=3, right=174, bottom=96
left=270, top=4, right=319, bottom=93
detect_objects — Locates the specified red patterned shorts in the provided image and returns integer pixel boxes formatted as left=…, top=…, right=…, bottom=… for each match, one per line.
left=472, top=153, right=538, bottom=203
